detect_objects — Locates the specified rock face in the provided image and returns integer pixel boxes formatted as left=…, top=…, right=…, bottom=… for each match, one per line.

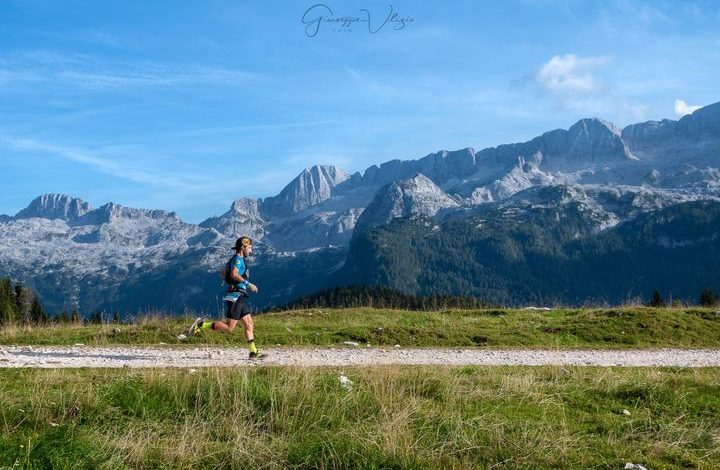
left=200, top=197, right=265, bottom=239
left=622, top=101, right=720, bottom=155
left=355, top=174, right=459, bottom=232
left=262, top=165, right=350, bottom=217
left=562, top=118, right=635, bottom=163
left=15, top=194, right=93, bottom=221
left=488, top=157, right=557, bottom=200
left=361, top=148, right=478, bottom=188
left=1, top=101, right=720, bottom=312
left=265, top=208, right=364, bottom=251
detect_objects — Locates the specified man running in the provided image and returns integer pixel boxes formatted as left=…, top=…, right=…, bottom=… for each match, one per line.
left=188, top=236, right=264, bottom=359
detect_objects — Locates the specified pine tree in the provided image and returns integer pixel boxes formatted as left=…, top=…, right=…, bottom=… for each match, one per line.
left=0, top=277, right=16, bottom=325
left=649, top=290, right=666, bottom=308
left=14, top=283, right=33, bottom=324
left=30, top=297, right=47, bottom=324
left=699, top=288, right=716, bottom=307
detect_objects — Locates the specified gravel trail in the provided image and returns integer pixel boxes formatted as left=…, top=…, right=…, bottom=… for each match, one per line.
left=1, top=346, right=719, bottom=368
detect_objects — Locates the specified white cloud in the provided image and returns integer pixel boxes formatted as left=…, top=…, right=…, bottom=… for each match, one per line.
left=674, top=99, right=701, bottom=116
left=535, top=54, right=612, bottom=94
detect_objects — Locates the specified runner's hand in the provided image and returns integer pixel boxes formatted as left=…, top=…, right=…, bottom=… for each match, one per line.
left=249, top=283, right=258, bottom=293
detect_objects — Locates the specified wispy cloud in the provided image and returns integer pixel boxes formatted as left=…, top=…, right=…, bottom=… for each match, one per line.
left=535, top=54, right=612, bottom=94
left=674, top=99, right=701, bottom=116
left=56, top=66, right=254, bottom=88
left=0, top=50, right=256, bottom=89
left=344, top=66, right=401, bottom=97
left=161, top=118, right=341, bottom=138
left=0, top=136, right=212, bottom=190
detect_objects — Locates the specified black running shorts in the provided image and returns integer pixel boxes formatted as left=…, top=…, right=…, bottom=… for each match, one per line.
left=225, top=297, right=251, bottom=320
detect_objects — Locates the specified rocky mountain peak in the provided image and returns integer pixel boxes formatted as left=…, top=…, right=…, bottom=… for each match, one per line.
left=230, top=197, right=261, bottom=218
left=74, top=202, right=178, bottom=226
left=15, top=194, right=92, bottom=221
left=393, top=173, right=445, bottom=192
left=571, top=117, right=621, bottom=136
left=355, top=174, right=459, bottom=232
left=563, top=118, right=634, bottom=163
left=262, top=164, right=351, bottom=217
left=199, top=197, right=265, bottom=239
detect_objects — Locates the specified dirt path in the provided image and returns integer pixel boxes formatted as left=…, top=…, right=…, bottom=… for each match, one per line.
left=1, top=346, right=719, bottom=368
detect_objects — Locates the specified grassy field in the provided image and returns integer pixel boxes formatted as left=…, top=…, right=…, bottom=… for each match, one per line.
left=3, top=308, right=719, bottom=468
left=1, top=307, right=720, bottom=348
left=0, top=366, right=717, bottom=469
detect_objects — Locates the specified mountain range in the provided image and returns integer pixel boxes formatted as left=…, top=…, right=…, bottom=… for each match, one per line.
left=1, top=102, right=719, bottom=312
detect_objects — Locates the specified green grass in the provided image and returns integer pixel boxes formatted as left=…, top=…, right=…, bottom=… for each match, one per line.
left=2, top=307, right=720, bottom=349
left=0, top=366, right=718, bottom=469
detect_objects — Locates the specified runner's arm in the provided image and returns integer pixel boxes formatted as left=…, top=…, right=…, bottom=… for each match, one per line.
left=230, top=267, right=257, bottom=291
left=230, top=267, right=247, bottom=283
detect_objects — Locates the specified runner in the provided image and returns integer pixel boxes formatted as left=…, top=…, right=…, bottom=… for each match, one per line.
left=188, top=236, right=265, bottom=359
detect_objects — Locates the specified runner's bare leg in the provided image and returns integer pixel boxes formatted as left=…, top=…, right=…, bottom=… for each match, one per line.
left=212, top=318, right=238, bottom=333
left=241, top=315, right=254, bottom=341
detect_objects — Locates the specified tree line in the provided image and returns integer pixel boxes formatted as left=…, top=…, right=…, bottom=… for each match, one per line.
left=265, top=285, right=498, bottom=312
left=0, top=277, right=47, bottom=325
left=0, top=276, right=123, bottom=325
left=267, top=284, right=719, bottom=312
left=648, top=288, right=719, bottom=308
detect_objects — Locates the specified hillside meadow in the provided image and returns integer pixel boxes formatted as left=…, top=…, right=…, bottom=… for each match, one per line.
left=1, top=307, right=719, bottom=349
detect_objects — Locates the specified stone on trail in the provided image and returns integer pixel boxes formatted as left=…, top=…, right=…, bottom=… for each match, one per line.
left=624, top=463, right=648, bottom=470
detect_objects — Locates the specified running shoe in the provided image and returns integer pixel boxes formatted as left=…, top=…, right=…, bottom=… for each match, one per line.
left=188, top=317, right=203, bottom=337
left=248, top=351, right=267, bottom=360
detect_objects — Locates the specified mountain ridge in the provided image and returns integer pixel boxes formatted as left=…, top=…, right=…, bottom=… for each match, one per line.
left=9, top=103, right=719, bottom=228
left=2, top=101, right=719, bottom=312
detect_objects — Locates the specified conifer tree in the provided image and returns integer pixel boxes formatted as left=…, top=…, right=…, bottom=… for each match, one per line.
left=30, top=297, right=47, bottom=324
left=699, top=288, right=716, bottom=307
left=649, top=290, right=666, bottom=308
left=14, top=283, right=33, bottom=324
left=0, top=277, right=16, bottom=325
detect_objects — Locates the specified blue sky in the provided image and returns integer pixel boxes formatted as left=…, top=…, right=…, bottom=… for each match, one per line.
left=1, top=0, right=718, bottom=222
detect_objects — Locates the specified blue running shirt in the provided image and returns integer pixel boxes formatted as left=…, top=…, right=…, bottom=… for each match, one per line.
left=222, top=255, right=249, bottom=302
